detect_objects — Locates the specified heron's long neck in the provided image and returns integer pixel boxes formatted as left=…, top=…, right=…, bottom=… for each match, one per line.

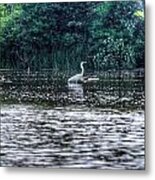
left=80, top=64, right=84, bottom=76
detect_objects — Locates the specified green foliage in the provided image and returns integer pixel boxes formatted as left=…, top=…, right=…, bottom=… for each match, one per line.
left=0, top=1, right=144, bottom=72
left=90, top=0, right=144, bottom=70
left=0, top=4, right=21, bottom=41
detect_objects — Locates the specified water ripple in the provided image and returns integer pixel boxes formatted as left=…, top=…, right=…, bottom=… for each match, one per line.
left=0, top=104, right=144, bottom=169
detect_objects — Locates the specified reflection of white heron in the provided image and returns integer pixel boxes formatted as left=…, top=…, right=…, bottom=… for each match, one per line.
left=68, top=83, right=84, bottom=101
left=68, top=61, right=87, bottom=84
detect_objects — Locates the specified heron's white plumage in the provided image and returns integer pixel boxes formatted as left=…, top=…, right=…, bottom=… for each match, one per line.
left=68, top=61, right=86, bottom=83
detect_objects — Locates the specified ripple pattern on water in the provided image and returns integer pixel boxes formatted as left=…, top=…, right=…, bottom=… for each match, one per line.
left=0, top=104, right=144, bottom=169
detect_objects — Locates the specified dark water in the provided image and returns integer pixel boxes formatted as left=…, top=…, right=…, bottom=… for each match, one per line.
left=0, top=80, right=145, bottom=169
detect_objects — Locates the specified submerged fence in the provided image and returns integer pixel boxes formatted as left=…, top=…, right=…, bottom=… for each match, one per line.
left=0, top=68, right=144, bottom=80
left=0, top=68, right=144, bottom=110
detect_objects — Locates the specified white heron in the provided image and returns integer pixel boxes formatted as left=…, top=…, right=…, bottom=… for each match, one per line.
left=68, top=61, right=87, bottom=84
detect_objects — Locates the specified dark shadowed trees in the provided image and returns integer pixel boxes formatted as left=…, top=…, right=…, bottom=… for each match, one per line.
left=0, top=1, right=144, bottom=72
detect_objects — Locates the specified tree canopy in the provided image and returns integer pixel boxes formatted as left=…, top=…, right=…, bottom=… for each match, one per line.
left=0, top=1, right=144, bottom=73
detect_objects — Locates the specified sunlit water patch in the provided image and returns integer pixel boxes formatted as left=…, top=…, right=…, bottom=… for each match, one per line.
left=0, top=104, right=144, bottom=169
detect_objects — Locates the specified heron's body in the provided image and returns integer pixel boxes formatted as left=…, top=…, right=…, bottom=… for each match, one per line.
left=68, top=73, right=84, bottom=83
left=68, top=62, right=86, bottom=83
